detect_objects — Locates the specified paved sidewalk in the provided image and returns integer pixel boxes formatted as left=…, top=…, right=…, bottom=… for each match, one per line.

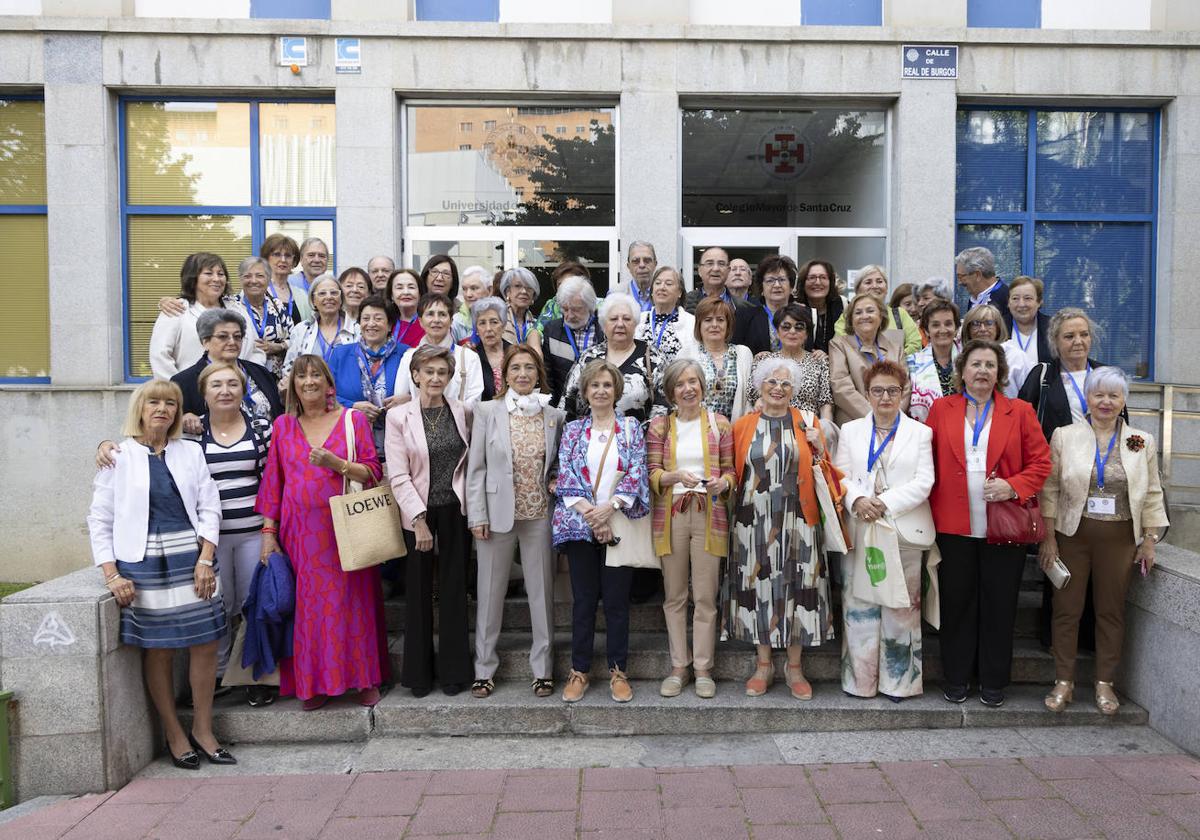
left=4, top=752, right=1200, bottom=839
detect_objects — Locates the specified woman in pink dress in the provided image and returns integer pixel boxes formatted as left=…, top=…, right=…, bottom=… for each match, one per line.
left=257, top=354, right=389, bottom=709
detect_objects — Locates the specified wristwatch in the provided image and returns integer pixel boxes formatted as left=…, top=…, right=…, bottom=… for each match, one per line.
left=611, top=499, right=623, bottom=511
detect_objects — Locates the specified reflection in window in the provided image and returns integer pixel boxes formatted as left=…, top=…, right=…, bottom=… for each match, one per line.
left=795, top=237, right=887, bottom=294
left=682, top=108, right=887, bottom=227
left=126, top=101, right=251, bottom=206
left=259, top=102, right=336, bottom=206
left=956, top=109, right=1027, bottom=213
left=406, top=105, right=616, bottom=226
left=1035, top=111, right=1153, bottom=214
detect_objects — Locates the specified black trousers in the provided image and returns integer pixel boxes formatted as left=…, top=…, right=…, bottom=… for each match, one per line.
left=935, top=533, right=1025, bottom=692
left=401, top=503, right=472, bottom=690
left=563, top=540, right=633, bottom=673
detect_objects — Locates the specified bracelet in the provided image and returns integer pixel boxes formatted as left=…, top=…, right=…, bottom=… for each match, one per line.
left=104, top=573, right=121, bottom=584
left=339, top=460, right=350, bottom=476
left=197, top=558, right=214, bottom=567
left=261, top=526, right=278, bottom=535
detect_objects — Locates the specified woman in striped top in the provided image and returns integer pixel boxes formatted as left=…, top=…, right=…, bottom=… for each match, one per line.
left=197, top=362, right=272, bottom=705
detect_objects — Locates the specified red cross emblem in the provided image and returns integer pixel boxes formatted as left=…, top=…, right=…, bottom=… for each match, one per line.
left=760, top=130, right=808, bottom=180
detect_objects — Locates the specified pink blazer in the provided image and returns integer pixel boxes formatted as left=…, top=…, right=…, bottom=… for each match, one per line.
left=385, top=397, right=472, bottom=529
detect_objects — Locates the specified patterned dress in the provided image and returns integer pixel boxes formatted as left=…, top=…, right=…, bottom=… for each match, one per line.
left=696, top=346, right=740, bottom=419
left=255, top=410, right=390, bottom=700
left=721, top=415, right=833, bottom=648
left=748, top=351, right=833, bottom=415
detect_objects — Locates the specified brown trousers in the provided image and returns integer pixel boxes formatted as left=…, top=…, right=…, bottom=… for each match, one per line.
left=1052, top=518, right=1137, bottom=682
left=660, top=505, right=722, bottom=671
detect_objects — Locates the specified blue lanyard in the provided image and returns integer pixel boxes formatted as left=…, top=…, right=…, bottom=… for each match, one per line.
left=242, top=297, right=267, bottom=340
left=357, top=344, right=387, bottom=386
left=763, top=305, right=778, bottom=346
left=855, top=334, right=882, bottom=362
left=966, top=393, right=993, bottom=448
left=315, top=317, right=342, bottom=361
left=629, top=281, right=650, bottom=312
left=512, top=312, right=530, bottom=343
left=1015, top=327, right=1034, bottom=353
left=651, top=311, right=672, bottom=348
left=393, top=316, right=417, bottom=345
left=1091, top=421, right=1119, bottom=490
left=1066, top=365, right=1091, bottom=414
left=867, top=414, right=899, bottom=473
left=565, top=318, right=594, bottom=359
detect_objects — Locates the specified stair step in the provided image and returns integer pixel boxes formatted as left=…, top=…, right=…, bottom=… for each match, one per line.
left=385, top=632, right=1083, bottom=684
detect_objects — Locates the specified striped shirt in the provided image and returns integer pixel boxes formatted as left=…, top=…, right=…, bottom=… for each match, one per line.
left=200, top=420, right=269, bottom=535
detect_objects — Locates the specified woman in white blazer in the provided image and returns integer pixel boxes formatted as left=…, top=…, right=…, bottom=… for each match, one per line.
left=1038, top=366, right=1169, bottom=716
left=833, top=359, right=935, bottom=701
left=393, top=292, right=485, bottom=409
left=87, top=379, right=234, bottom=770
left=466, top=345, right=565, bottom=699
left=386, top=345, right=473, bottom=698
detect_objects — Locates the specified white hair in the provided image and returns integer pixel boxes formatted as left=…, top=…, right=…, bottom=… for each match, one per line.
left=597, top=291, right=639, bottom=323
left=499, top=266, right=540, bottom=298
left=751, top=356, right=803, bottom=391
left=1086, top=366, right=1130, bottom=399
left=470, top=296, right=507, bottom=323
left=853, top=264, right=888, bottom=293
left=557, top=276, right=598, bottom=313
left=461, top=264, right=490, bottom=285
left=917, top=276, right=953, bottom=300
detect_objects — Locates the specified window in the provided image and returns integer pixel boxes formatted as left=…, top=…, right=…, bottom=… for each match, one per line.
left=556, top=126, right=567, bottom=135
left=956, top=107, right=1158, bottom=376
left=122, top=98, right=336, bottom=379
left=801, top=0, right=882, bottom=25
left=460, top=122, right=473, bottom=131
left=536, top=125, right=546, bottom=135
left=459, top=144, right=472, bottom=150
left=576, top=125, right=585, bottom=134
left=484, top=119, right=497, bottom=131
left=0, top=97, right=48, bottom=381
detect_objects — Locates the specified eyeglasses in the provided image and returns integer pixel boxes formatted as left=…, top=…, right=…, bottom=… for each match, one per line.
left=269, top=250, right=293, bottom=259
left=869, top=387, right=902, bottom=398
left=806, top=274, right=830, bottom=282
left=763, top=378, right=795, bottom=389
left=971, top=319, right=997, bottom=328
left=211, top=332, right=244, bottom=343
left=777, top=322, right=806, bottom=333
left=428, top=268, right=453, bottom=279
left=699, top=260, right=728, bottom=269
left=629, top=257, right=655, bottom=265
left=762, top=276, right=791, bottom=286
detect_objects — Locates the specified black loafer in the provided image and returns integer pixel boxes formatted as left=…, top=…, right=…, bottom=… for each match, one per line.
left=169, top=746, right=200, bottom=770
left=188, top=732, right=238, bottom=765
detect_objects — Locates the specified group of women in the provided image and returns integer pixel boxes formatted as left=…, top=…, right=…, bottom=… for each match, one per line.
left=90, top=243, right=1169, bottom=769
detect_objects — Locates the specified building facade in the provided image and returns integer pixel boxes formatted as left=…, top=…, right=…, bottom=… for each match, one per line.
left=2, top=0, right=1199, bottom=579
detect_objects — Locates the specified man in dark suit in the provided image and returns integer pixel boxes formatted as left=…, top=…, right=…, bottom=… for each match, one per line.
left=955, top=246, right=1011, bottom=330
left=682, top=246, right=771, bottom=354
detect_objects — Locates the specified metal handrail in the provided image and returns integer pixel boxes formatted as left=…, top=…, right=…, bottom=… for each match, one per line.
left=1130, top=382, right=1200, bottom=495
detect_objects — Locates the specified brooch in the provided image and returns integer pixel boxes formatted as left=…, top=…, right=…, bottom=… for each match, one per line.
left=1126, top=434, right=1145, bottom=453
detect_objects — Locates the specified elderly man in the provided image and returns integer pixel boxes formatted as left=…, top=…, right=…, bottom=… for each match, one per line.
left=727, top=258, right=754, bottom=301
left=367, top=255, right=395, bottom=292
left=541, top=275, right=602, bottom=404
left=295, top=237, right=331, bottom=292
left=683, top=246, right=771, bottom=354
left=612, top=240, right=657, bottom=312
left=955, top=246, right=1011, bottom=327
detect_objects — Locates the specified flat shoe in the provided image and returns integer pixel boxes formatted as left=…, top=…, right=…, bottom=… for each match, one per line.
left=694, top=676, right=717, bottom=699
left=659, top=673, right=688, bottom=697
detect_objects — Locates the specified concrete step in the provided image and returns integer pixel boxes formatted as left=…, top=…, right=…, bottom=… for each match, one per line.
left=187, top=682, right=1145, bottom=744
left=385, top=632, right=1082, bottom=685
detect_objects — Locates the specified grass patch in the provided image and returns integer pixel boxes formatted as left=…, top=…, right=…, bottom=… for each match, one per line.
left=0, top=582, right=36, bottom=599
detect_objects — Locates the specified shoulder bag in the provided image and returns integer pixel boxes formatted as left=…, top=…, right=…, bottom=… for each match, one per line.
left=330, top=409, right=408, bottom=571
left=604, top=418, right=659, bottom=569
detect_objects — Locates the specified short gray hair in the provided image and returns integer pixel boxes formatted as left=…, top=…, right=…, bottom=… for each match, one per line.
left=238, top=256, right=270, bottom=277
left=626, top=240, right=657, bottom=261
left=1047, top=307, right=1099, bottom=359
left=470, top=296, right=508, bottom=323
left=917, top=276, right=953, bottom=300
left=751, top=356, right=803, bottom=391
left=197, top=308, right=247, bottom=342
left=853, top=264, right=888, bottom=293
left=1087, top=365, right=1129, bottom=399
left=299, top=237, right=329, bottom=255
left=557, top=276, right=598, bottom=313
left=954, top=247, right=996, bottom=279
left=461, top=264, right=490, bottom=286
left=597, top=291, right=639, bottom=324
left=661, top=358, right=707, bottom=406
left=499, top=267, right=540, bottom=298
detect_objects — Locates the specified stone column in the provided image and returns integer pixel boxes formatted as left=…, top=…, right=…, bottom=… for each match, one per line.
left=619, top=83, right=681, bottom=277
left=334, top=81, right=400, bottom=274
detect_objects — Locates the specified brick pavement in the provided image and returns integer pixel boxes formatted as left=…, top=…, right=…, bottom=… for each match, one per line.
left=3, top=753, right=1200, bottom=839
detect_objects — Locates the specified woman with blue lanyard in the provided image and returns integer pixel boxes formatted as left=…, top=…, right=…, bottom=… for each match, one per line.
left=282, top=275, right=361, bottom=381
left=500, top=268, right=543, bottom=355
left=385, top=268, right=426, bottom=348
left=328, top=295, right=409, bottom=457
left=236, top=257, right=290, bottom=379
left=754, top=255, right=799, bottom=352
left=468, top=297, right=512, bottom=401
left=829, top=293, right=909, bottom=425
left=747, top=304, right=834, bottom=428
left=680, top=296, right=754, bottom=423
left=634, top=266, right=696, bottom=361
left=261, top=233, right=311, bottom=326
left=542, top=276, right=601, bottom=405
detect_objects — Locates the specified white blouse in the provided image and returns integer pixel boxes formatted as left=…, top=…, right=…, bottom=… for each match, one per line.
left=565, top=420, right=635, bottom=510
left=965, top=416, right=993, bottom=539
left=673, top=417, right=706, bottom=495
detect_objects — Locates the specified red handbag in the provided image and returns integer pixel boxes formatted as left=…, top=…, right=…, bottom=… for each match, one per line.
left=985, top=470, right=1044, bottom=545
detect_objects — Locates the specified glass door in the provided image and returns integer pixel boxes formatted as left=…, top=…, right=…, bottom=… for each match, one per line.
left=679, top=228, right=794, bottom=294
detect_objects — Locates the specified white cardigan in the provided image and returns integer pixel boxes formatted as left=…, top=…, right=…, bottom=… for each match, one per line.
left=87, top=438, right=221, bottom=566
left=147, top=300, right=258, bottom=380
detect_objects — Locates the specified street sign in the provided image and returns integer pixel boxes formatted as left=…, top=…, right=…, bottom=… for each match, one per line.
left=901, top=45, right=958, bottom=79
left=279, top=36, right=308, bottom=67
left=335, top=37, right=361, bottom=74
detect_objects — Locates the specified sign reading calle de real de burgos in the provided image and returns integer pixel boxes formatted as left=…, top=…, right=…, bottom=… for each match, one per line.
left=901, top=45, right=958, bottom=79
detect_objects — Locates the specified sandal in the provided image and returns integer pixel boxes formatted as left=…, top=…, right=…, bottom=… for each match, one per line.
left=1095, top=681, right=1120, bottom=716
left=301, top=694, right=328, bottom=711
left=531, top=678, right=554, bottom=698
left=745, top=659, right=774, bottom=697
left=470, top=679, right=495, bottom=699
left=786, top=664, right=812, bottom=701
left=1044, top=680, right=1073, bottom=713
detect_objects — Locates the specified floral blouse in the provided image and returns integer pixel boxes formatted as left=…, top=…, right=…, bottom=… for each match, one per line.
left=556, top=340, right=667, bottom=425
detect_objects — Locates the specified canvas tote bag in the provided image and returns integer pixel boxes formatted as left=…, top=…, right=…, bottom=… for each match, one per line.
left=330, top=409, right=408, bottom=571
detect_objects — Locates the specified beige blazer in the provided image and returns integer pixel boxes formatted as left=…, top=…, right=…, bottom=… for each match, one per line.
left=385, top=397, right=472, bottom=529
left=465, top=399, right=565, bottom=533
left=828, top=332, right=911, bottom=425
left=1040, top=421, right=1170, bottom=543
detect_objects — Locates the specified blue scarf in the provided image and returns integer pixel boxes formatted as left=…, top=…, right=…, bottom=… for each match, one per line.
left=356, top=337, right=399, bottom=408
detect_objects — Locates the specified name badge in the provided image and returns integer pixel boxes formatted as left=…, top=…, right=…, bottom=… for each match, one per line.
left=966, top=448, right=986, bottom=472
left=1087, top=496, right=1116, bottom=516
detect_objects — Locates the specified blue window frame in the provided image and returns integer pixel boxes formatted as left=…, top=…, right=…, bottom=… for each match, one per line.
left=802, top=0, right=882, bottom=26
left=967, top=0, right=1040, bottom=28
left=955, top=106, right=1159, bottom=378
left=119, top=96, right=336, bottom=381
left=415, top=0, right=499, bottom=22
left=250, top=0, right=331, bottom=18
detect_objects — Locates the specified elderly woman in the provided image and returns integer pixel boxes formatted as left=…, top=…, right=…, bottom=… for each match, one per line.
left=454, top=264, right=492, bottom=343
left=149, top=253, right=256, bottom=379
left=1038, top=367, right=1169, bottom=715
left=906, top=300, right=961, bottom=423
left=680, top=297, right=754, bottom=422
left=394, top=293, right=485, bottom=408
left=262, top=233, right=310, bottom=325
left=468, top=297, right=513, bottom=401
left=646, top=359, right=735, bottom=700
left=723, top=357, right=838, bottom=700
left=553, top=360, right=650, bottom=704
left=747, top=304, right=833, bottom=425
left=88, top=379, right=234, bottom=768
left=257, top=355, right=388, bottom=710
left=536, top=260, right=591, bottom=330
left=282, top=275, right=361, bottom=379
left=338, top=267, right=371, bottom=324
left=327, top=295, right=409, bottom=457
left=838, top=265, right=922, bottom=354
left=235, top=256, right=290, bottom=376
left=467, top=346, right=565, bottom=699
left=754, top=256, right=798, bottom=351
left=926, top=340, right=1051, bottom=706
left=890, top=283, right=919, bottom=324
left=559, top=292, right=666, bottom=424
left=834, top=360, right=935, bottom=701
left=915, top=277, right=952, bottom=316
left=387, top=345, right=474, bottom=697
left=1018, top=308, right=1107, bottom=440
left=542, top=276, right=601, bottom=405
left=1001, top=276, right=1051, bottom=397
left=500, top=267, right=543, bottom=353
left=962, top=303, right=1008, bottom=346
left=635, top=266, right=696, bottom=360
left=794, top=259, right=844, bottom=354
left=386, top=268, right=426, bottom=348
left=829, top=293, right=910, bottom=424
left=421, top=254, right=459, bottom=301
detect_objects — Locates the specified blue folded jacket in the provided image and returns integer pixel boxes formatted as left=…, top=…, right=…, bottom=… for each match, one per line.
left=241, top=550, right=295, bottom=680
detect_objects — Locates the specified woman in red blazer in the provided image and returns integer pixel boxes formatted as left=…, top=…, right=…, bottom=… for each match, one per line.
left=925, top=339, right=1051, bottom=708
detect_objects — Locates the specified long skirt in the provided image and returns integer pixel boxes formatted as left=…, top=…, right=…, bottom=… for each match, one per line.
left=840, top=547, right=923, bottom=698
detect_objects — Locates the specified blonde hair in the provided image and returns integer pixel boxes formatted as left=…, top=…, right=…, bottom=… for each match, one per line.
left=122, top=379, right=185, bottom=440
left=579, top=359, right=624, bottom=404
left=840, top=292, right=890, bottom=334
left=962, top=304, right=1009, bottom=343
left=198, top=361, right=247, bottom=399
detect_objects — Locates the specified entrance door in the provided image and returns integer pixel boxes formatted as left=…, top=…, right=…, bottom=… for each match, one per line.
left=679, top=229, right=794, bottom=295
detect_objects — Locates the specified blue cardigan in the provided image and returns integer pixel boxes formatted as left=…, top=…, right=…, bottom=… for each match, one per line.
left=328, top=340, right=408, bottom=408
left=241, top=551, right=295, bottom=680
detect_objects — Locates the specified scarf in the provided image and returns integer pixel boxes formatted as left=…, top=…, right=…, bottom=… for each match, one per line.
left=505, top=389, right=551, bottom=417
left=356, top=337, right=399, bottom=408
